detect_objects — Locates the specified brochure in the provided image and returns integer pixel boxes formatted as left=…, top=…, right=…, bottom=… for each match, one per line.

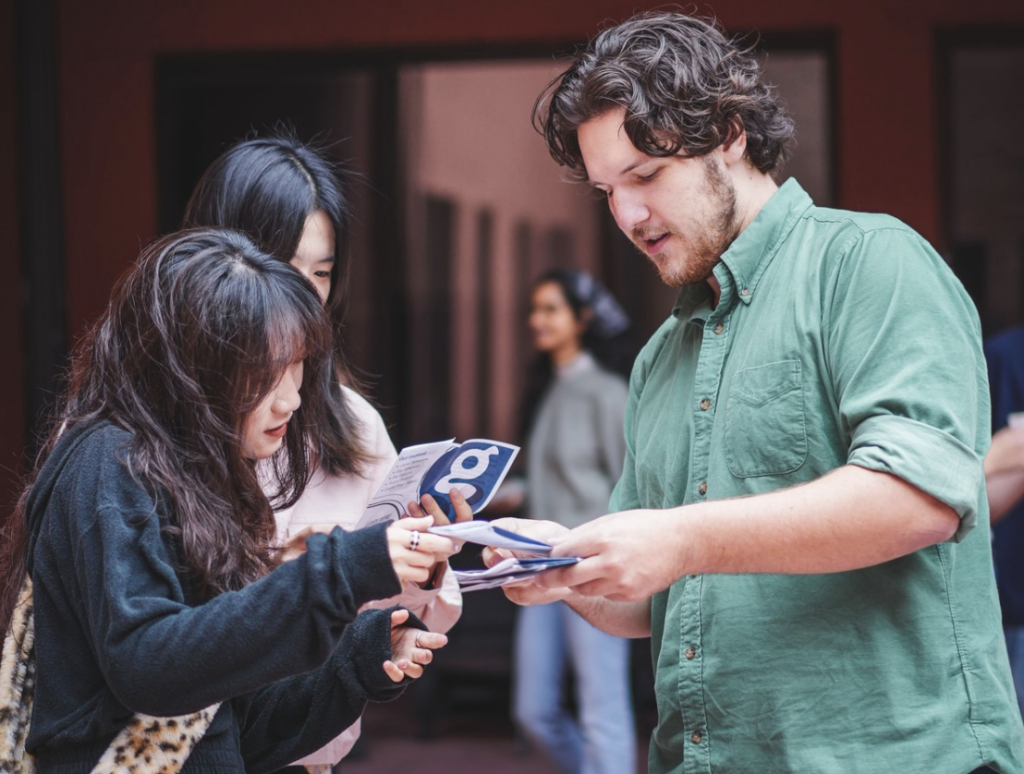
left=453, top=556, right=582, bottom=592
left=428, top=520, right=553, bottom=555
left=429, top=520, right=582, bottom=592
left=355, top=438, right=519, bottom=529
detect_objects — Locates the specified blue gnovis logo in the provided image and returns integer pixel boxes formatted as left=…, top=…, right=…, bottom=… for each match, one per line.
left=420, top=441, right=518, bottom=515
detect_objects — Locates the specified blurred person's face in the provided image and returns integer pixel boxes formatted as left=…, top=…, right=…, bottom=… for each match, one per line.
left=529, top=281, right=586, bottom=361
left=578, top=107, right=739, bottom=288
left=290, top=209, right=335, bottom=303
left=241, top=361, right=303, bottom=459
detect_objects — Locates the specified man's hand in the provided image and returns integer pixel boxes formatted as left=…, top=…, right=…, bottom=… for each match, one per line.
left=383, top=608, right=448, bottom=682
left=542, top=509, right=688, bottom=602
left=480, top=518, right=574, bottom=606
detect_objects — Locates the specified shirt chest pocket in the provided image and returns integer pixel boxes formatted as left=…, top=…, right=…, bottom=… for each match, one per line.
left=724, top=359, right=808, bottom=478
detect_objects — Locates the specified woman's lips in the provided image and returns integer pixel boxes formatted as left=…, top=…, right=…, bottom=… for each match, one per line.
left=265, top=422, right=288, bottom=439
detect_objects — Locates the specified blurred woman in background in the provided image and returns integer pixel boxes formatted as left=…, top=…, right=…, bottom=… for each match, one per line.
left=512, top=268, right=636, bottom=774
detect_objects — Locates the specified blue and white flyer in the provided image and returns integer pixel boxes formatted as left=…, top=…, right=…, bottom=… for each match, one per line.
left=355, top=438, right=519, bottom=529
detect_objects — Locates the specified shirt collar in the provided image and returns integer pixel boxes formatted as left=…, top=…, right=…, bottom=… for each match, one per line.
left=717, top=178, right=813, bottom=308
left=672, top=282, right=714, bottom=325
left=672, top=178, right=813, bottom=321
left=556, top=350, right=597, bottom=379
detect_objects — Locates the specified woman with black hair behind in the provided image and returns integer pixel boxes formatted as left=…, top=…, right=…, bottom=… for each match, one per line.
left=183, top=134, right=464, bottom=773
left=511, top=268, right=637, bottom=774
left=0, top=229, right=456, bottom=774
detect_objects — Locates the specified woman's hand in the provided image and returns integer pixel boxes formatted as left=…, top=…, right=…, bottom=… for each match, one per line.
left=406, top=488, right=473, bottom=527
left=382, top=608, right=448, bottom=682
left=386, top=516, right=458, bottom=585
left=278, top=524, right=337, bottom=562
left=402, top=489, right=472, bottom=588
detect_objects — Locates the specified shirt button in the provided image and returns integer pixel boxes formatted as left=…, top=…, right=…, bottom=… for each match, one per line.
left=691, top=730, right=703, bottom=744
left=685, top=646, right=696, bottom=660
left=713, top=323, right=724, bottom=335
left=698, top=482, right=708, bottom=496
left=699, top=398, right=711, bottom=411
left=740, top=287, right=751, bottom=297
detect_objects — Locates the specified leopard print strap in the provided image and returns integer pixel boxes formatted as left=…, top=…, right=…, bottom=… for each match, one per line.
left=0, top=574, right=35, bottom=774
left=0, top=576, right=220, bottom=774
left=89, top=703, right=222, bottom=774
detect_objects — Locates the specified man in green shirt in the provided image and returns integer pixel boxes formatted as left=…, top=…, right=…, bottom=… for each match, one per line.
left=492, top=11, right=1024, bottom=773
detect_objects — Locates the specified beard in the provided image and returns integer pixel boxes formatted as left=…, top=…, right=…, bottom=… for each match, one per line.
left=633, top=155, right=740, bottom=288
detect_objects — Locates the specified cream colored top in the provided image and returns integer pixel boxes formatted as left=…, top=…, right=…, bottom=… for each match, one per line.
left=272, top=386, right=463, bottom=766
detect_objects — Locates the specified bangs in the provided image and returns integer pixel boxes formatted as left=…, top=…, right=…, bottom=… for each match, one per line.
left=240, top=271, right=333, bottom=411
left=266, top=308, right=311, bottom=372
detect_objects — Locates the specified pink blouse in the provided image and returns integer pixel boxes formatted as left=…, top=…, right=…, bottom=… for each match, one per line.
left=272, top=386, right=463, bottom=766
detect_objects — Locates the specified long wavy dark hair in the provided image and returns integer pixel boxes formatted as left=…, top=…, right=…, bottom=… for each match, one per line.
left=0, top=228, right=334, bottom=629
left=520, top=268, right=635, bottom=441
left=536, top=11, right=795, bottom=181
left=182, top=133, right=371, bottom=476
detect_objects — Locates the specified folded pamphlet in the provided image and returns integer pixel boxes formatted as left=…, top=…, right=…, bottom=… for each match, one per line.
left=453, top=556, right=582, bottom=592
left=429, top=520, right=582, bottom=592
left=355, top=439, right=519, bottom=529
left=428, top=520, right=553, bottom=555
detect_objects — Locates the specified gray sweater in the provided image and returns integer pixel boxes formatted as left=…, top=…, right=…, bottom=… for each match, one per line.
left=526, top=352, right=628, bottom=529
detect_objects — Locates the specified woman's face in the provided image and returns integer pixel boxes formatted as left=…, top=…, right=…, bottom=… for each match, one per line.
left=529, top=281, right=586, bottom=356
left=241, top=361, right=304, bottom=459
left=290, top=209, right=335, bottom=304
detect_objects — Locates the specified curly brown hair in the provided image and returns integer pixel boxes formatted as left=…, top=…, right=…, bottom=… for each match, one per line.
left=536, top=11, right=795, bottom=180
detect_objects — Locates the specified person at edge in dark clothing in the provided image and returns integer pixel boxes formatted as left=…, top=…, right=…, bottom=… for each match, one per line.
left=983, top=327, right=1024, bottom=718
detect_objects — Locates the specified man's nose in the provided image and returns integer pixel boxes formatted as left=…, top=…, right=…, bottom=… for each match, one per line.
left=610, top=191, right=649, bottom=234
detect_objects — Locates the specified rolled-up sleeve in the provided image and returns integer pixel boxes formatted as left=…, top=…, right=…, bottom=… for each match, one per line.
left=847, top=415, right=983, bottom=537
left=824, top=226, right=990, bottom=540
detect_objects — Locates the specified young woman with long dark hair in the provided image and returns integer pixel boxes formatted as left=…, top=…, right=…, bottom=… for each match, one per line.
left=0, top=229, right=455, bottom=774
left=183, top=134, right=464, bottom=771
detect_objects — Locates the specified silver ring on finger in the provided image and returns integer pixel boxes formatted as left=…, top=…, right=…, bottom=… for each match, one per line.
left=414, top=633, right=422, bottom=648
left=409, top=531, right=420, bottom=552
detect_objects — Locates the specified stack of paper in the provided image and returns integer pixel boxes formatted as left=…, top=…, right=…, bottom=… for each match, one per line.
left=429, top=520, right=581, bottom=592
left=452, top=556, right=582, bottom=592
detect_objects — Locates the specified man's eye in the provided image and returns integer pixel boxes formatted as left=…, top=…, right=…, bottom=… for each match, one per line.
left=638, top=169, right=660, bottom=182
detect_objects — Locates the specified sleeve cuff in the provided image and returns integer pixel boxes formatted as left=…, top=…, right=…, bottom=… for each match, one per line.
left=336, top=521, right=402, bottom=607
left=847, top=414, right=983, bottom=541
left=333, top=606, right=428, bottom=702
left=332, top=608, right=405, bottom=702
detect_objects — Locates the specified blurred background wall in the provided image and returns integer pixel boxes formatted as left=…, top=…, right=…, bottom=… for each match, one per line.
left=2, top=0, right=1024, bottom=514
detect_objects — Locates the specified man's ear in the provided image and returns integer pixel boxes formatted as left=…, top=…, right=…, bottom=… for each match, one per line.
left=721, top=117, right=748, bottom=166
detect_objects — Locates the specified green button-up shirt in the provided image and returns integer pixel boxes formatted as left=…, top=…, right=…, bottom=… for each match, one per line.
left=610, top=179, right=1024, bottom=774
